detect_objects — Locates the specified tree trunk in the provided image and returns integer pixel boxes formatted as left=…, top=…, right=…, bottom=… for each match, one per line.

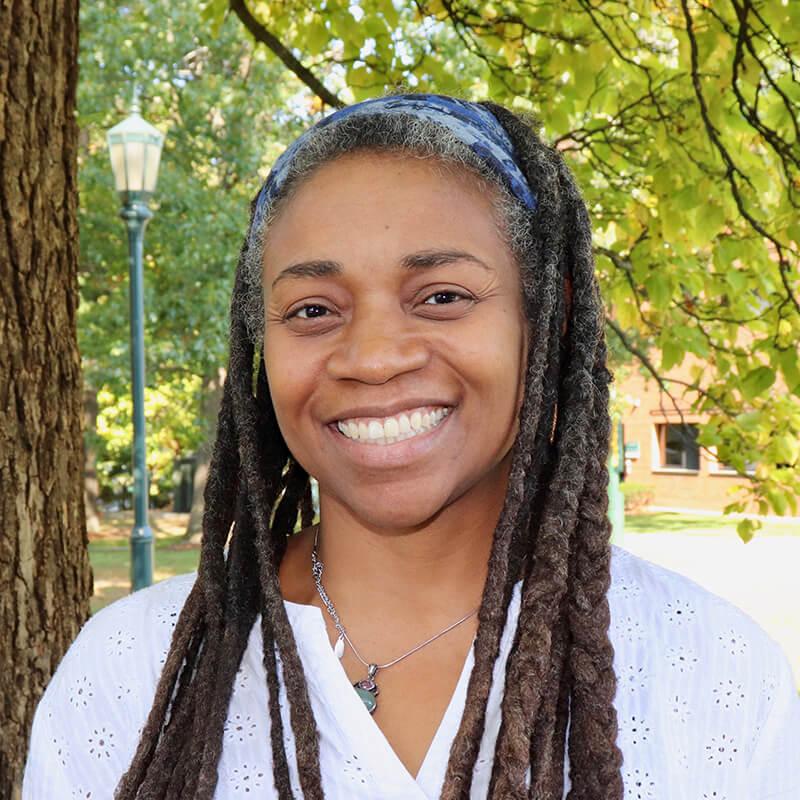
left=0, top=2, right=92, bottom=797
left=84, top=385, right=102, bottom=534
left=184, top=365, right=226, bottom=542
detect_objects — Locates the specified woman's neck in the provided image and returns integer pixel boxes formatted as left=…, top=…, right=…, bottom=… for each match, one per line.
left=278, top=457, right=512, bottom=632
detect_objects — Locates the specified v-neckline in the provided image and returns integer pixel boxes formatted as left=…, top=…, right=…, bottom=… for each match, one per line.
left=283, top=580, right=524, bottom=798
left=283, top=598, right=477, bottom=798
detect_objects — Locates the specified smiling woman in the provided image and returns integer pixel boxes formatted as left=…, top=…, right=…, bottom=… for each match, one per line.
left=23, top=94, right=800, bottom=800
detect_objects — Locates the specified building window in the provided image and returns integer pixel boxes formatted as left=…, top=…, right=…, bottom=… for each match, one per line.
left=710, top=458, right=756, bottom=476
left=656, top=423, right=699, bottom=471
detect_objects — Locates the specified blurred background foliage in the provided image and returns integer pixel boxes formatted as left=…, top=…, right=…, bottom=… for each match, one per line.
left=80, top=0, right=799, bottom=536
left=78, top=0, right=310, bottom=507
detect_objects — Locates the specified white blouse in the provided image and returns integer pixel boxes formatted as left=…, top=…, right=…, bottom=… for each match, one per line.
left=23, top=545, right=800, bottom=799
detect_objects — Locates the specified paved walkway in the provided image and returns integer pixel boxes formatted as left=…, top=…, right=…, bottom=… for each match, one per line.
left=621, top=531, right=800, bottom=689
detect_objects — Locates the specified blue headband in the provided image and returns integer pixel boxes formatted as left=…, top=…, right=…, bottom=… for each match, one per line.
left=252, top=94, right=536, bottom=228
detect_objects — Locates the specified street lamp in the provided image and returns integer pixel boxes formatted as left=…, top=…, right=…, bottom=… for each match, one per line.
left=107, top=93, right=165, bottom=592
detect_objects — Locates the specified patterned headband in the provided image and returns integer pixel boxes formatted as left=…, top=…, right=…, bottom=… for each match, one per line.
left=252, top=93, right=537, bottom=229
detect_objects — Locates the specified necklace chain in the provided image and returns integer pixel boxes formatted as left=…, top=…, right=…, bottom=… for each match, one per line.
left=310, top=524, right=479, bottom=673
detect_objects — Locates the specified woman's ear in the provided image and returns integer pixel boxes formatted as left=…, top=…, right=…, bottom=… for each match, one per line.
left=561, top=273, right=573, bottom=337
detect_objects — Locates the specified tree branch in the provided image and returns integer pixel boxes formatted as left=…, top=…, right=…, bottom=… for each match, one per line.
left=228, top=0, right=345, bottom=109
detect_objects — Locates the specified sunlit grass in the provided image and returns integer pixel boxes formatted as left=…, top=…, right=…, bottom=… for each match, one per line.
left=625, top=512, right=799, bottom=537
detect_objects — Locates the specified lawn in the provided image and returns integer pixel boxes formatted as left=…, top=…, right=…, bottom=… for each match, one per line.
left=625, top=511, right=800, bottom=537
left=89, top=510, right=200, bottom=613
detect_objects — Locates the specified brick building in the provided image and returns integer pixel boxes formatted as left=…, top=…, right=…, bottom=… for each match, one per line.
left=616, top=363, right=751, bottom=513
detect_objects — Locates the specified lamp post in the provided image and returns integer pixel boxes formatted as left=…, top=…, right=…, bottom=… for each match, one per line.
left=107, top=94, right=165, bottom=592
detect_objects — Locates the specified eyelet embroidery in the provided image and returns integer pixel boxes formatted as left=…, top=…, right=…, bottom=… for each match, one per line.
left=234, top=665, right=250, bottom=692
left=155, top=603, right=180, bottom=628
left=668, top=693, right=692, bottom=725
left=106, top=629, right=136, bottom=658
left=662, top=598, right=697, bottom=627
left=704, top=732, right=739, bottom=767
left=717, top=627, right=749, bottom=657
left=230, top=763, right=265, bottom=794
left=343, top=755, right=368, bottom=785
left=619, top=663, right=649, bottom=694
left=623, top=766, right=657, bottom=799
left=86, top=726, right=115, bottom=760
left=224, top=713, right=258, bottom=744
left=608, top=576, right=643, bottom=602
left=616, top=614, right=646, bottom=644
left=67, top=676, right=95, bottom=710
left=50, top=733, right=69, bottom=768
left=711, top=679, right=746, bottom=711
left=619, top=713, right=651, bottom=747
left=666, top=644, right=699, bottom=674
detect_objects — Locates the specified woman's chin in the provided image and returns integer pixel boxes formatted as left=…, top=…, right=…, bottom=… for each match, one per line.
left=335, top=491, right=455, bottom=534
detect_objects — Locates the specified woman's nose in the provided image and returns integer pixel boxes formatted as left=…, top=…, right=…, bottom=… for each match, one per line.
left=325, top=307, right=430, bottom=384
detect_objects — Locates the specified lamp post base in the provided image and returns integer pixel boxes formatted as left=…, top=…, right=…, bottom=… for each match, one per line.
left=131, top=525, right=154, bottom=592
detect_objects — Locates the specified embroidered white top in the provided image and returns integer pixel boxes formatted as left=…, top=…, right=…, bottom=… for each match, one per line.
left=23, top=545, right=800, bottom=800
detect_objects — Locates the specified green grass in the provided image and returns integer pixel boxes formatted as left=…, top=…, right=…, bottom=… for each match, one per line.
left=625, top=512, right=800, bottom=537
left=90, top=535, right=200, bottom=613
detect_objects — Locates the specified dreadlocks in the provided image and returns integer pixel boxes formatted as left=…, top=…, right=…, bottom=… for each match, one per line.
left=114, top=96, right=623, bottom=799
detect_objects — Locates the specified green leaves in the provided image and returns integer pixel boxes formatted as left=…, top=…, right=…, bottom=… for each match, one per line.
left=92, top=0, right=796, bottom=529
left=79, top=0, right=304, bottom=503
left=740, top=367, right=776, bottom=401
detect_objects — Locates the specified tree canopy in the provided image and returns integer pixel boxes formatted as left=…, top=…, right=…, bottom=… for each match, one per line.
left=212, top=0, right=799, bottom=538
left=78, top=0, right=309, bottom=502
left=80, top=0, right=799, bottom=538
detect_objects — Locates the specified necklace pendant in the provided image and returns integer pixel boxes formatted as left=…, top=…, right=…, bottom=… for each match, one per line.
left=353, top=665, right=380, bottom=714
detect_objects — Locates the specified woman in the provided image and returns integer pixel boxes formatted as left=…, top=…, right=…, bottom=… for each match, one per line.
left=24, top=94, right=800, bottom=799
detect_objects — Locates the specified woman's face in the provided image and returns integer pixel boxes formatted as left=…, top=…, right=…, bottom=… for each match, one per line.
left=262, top=150, right=529, bottom=530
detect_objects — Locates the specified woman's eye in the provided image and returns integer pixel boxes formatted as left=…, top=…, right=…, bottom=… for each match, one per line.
left=287, top=303, right=331, bottom=320
left=422, top=290, right=473, bottom=306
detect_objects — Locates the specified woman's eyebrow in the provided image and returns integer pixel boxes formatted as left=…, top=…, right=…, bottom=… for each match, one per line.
left=270, top=248, right=491, bottom=290
left=271, top=259, right=341, bottom=290
left=401, top=248, right=492, bottom=273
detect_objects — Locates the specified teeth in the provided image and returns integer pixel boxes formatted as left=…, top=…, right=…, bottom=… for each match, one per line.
left=335, top=406, right=451, bottom=445
left=384, top=417, right=399, bottom=438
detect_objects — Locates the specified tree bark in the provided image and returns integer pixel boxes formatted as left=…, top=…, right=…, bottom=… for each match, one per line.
left=0, top=2, right=92, bottom=797
left=184, top=365, right=226, bottom=542
left=84, top=385, right=102, bottom=534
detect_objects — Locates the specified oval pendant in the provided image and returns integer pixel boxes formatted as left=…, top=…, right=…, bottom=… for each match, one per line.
left=334, top=633, right=345, bottom=659
left=354, top=685, right=377, bottom=714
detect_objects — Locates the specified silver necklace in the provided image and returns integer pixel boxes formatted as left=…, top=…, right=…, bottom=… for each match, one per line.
left=310, top=524, right=479, bottom=714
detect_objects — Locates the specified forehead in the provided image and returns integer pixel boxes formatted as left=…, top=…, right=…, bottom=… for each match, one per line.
left=261, top=151, right=512, bottom=281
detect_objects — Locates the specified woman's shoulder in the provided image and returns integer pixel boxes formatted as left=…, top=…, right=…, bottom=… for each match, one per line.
left=608, top=543, right=787, bottom=657
left=83, top=571, right=198, bottom=641
left=43, top=571, right=199, bottom=721
left=608, top=543, right=795, bottom=722
left=23, top=573, right=200, bottom=798
left=609, top=543, right=775, bottom=638
left=62, top=572, right=199, bottom=675
left=607, top=546, right=800, bottom=796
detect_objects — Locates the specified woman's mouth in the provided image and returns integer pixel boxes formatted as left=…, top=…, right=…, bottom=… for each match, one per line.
left=333, top=405, right=452, bottom=446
